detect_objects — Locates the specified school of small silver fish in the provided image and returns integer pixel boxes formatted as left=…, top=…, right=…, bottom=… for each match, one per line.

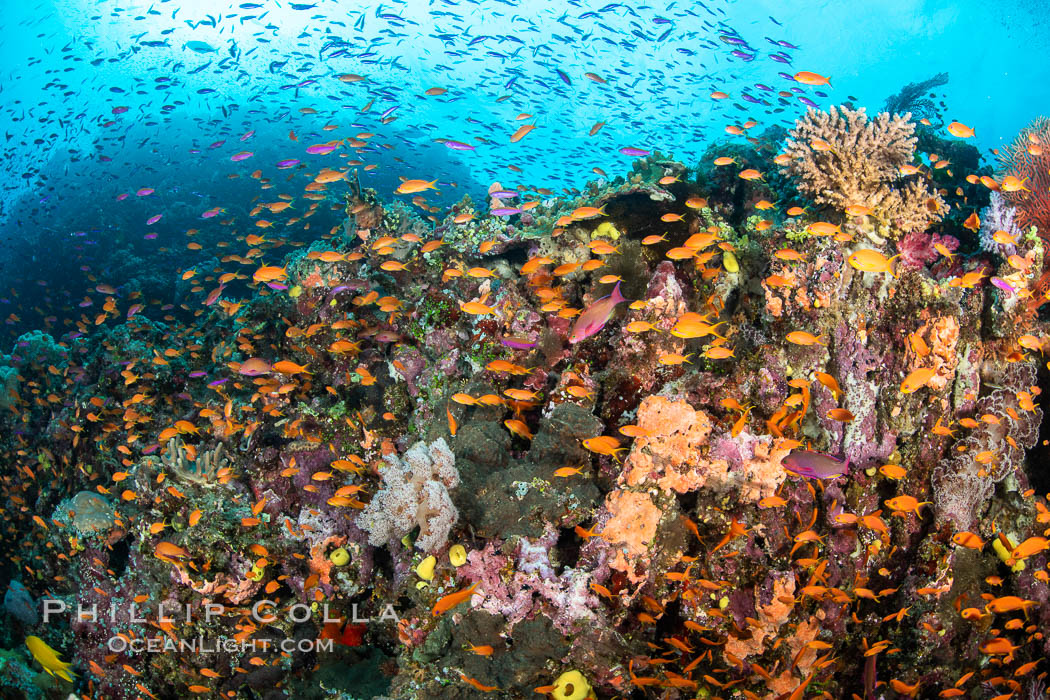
left=2, top=1, right=1050, bottom=699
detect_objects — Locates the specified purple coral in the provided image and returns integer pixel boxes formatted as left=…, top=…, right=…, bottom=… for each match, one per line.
left=978, top=191, right=1023, bottom=258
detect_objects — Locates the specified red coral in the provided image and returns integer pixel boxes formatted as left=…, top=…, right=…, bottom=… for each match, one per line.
left=998, top=116, right=1050, bottom=238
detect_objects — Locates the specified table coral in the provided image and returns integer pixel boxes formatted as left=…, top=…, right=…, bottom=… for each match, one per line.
left=781, top=106, right=947, bottom=236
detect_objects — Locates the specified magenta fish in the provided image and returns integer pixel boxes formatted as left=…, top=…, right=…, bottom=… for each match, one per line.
left=231, top=151, right=254, bottom=162
left=146, top=214, right=162, bottom=225
left=501, top=335, right=537, bottom=350
left=276, top=159, right=300, bottom=169
left=443, top=140, right=475, bottom=151
left=991, top=277, right=1015, bottom=294
left=619, top=146, right=650, bottom=157
left=782, top=449, right=849, bottom=479
left=136, top=188, right=154, bottom=197
left=201, top=207, right=224, bottom=219
left=569, top=282, right=627, bottom=343
left=306, top=143, right=339, bottom=155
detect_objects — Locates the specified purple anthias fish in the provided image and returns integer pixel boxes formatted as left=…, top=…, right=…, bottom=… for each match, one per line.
left=719, top=35, right=749, bottom=47
left=782, top=449, right=849, bottom=479
left=501, top=336, right=537, bottom=350
left=276, top=159, right=300, bottom=168
left=619, top=146, right=650, bottom=157
left=569, top=282, right=627, bottom=343
left=443, top=140, right=475, bottom=151
left=491, top=207, right=521, bottom=216
left=489, top=191, right=518, bottom=199
left=991, top=277, right=1015, bottom=293
left=798, top=96, right=819, bottom=107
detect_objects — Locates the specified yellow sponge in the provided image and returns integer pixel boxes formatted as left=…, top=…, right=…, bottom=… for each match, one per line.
left=551, top=670, right=595, bottom=700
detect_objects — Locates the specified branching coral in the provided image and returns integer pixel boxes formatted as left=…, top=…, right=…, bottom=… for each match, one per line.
left=159, top=436, right=229, bottom=488
left=781, top=106, right=947, bottom=235
left=358, top=437, right=459, bottom=554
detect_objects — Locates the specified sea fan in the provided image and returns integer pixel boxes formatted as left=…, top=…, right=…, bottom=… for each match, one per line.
left=997, top=116, right=1050, bottom=238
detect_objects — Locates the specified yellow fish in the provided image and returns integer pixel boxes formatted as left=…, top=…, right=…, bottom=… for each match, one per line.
left=26, top=636, right=76, bottom=682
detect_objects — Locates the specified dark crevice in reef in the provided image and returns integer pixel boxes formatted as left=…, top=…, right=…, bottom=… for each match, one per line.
left=108, top=535, right=131, bottom=578
left=1026, top=366, right=1050, bottom=495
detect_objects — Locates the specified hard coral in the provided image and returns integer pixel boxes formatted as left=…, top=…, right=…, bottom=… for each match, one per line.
left=158, top=436, right=229, bottom=488
left=56, top=491, right=116, bottom=537
left=781, top=106, right=947, bottom=236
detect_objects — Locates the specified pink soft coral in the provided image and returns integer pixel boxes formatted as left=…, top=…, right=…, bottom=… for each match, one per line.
left=896, top=231, right=958, bottom=269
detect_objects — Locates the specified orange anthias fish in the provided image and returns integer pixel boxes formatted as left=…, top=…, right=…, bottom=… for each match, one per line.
left=432, top=582, right=479, bottom=616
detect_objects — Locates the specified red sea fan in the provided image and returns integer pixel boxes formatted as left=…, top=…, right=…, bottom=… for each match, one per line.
left=997, top=116, right=1050, bottom=238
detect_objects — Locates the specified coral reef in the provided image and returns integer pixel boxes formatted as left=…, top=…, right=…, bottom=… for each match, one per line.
left=980, top=191, right=1024, bottom=258
left=157, top=436, right=231, bottom=487
left=2, top=102, right=1050, bottom=700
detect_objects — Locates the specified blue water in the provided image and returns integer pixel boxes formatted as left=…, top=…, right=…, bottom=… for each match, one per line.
left=1, top=0, right=1048, bottom=331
